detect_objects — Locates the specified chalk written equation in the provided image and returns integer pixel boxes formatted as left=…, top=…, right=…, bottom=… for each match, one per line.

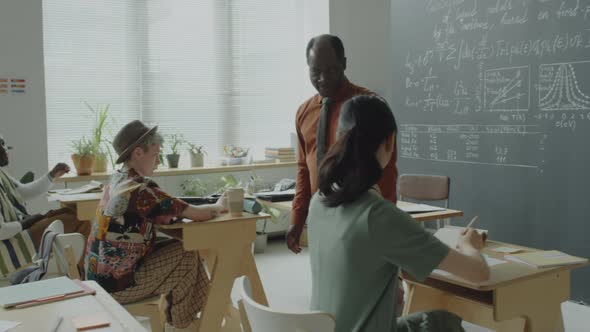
left=399, top=124, right=541, bottom=168
left=400, top=0, right=590, bottom=132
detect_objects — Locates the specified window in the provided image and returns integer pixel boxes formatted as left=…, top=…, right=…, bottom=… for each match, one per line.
left=43, top=0, right=326, bottom=169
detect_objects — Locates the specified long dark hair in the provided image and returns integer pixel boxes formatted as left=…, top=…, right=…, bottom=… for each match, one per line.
left=318, top=95, right=397, bottom=207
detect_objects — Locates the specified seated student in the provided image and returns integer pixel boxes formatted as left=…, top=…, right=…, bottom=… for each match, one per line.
left=85, top=120, right=227, bottom=330
left=307, top=95, right=489, bottom=332
left=0, top=133, right=90, bottom=276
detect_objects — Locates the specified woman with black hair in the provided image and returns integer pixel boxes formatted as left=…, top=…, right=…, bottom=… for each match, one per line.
left=308, top=95, right=489, bottom=332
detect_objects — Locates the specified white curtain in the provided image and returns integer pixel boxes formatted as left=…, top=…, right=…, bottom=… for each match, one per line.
left=43, top=0, right=325, bottom=168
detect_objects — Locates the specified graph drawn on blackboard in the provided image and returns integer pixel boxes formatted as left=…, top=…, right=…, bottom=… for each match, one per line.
left=539, top=61, right=590, bottom=111
left=484, top=66, right=530, bottom=112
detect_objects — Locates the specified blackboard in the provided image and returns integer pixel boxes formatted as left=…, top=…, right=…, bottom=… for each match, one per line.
left=391, top=0, right=590, bottom=301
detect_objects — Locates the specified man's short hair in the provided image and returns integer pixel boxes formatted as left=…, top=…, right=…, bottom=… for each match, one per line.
left=306, top=34, right=345, bottom=62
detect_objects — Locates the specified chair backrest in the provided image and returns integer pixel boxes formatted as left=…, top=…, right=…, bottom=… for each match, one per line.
left=51, top=233, right=85, bottom=279
left=239, top=277, right=335, bottom=332
left=398, top=174, right=450, bottom=202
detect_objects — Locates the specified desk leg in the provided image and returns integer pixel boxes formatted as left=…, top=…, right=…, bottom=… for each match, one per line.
left=241, top=251, right=268, bottom=306
left=523, top=305, right=564, bottom=332
left=402, top=283, right=444, bottom=315
left=495, top=271, right=569, bottom=332
left=198, top=247, right=247, bottom=332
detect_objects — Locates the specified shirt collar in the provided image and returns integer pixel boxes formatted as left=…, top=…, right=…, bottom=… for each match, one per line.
left=314, top=77, right=353, bottom=104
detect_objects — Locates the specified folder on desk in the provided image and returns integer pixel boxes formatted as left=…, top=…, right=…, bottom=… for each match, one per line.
left=399, top=203, right=445, bottom=214
left=505, top=250, right=588, bottom=268
left=0, top=277, right=86, bottom=309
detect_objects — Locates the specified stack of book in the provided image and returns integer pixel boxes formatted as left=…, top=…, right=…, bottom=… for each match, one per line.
left=265, top=147, right=296, bottom=163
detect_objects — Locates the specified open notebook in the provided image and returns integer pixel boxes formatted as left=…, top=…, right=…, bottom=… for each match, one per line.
left=397, top=202, right=445, bottom=214
left=505, top=250, right=588, bottom=268
left=0, top=277, right=84, bottom=308
left=49, top=180, right=103, bottom=195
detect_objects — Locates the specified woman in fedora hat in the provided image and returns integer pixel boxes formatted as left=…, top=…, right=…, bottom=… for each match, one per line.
left=85, top=120, right=227, bottom=329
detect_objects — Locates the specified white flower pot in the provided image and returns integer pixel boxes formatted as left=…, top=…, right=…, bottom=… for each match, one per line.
left=253, top=233, right=268, bottom=253
left=190, top=152, right=204, bottom=167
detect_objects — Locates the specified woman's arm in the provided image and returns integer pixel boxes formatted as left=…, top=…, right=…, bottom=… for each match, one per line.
left=0, top=221, right=23, bottom=240
left=180, top=192, right=228, bottom=222
left=437, top=228, right=490, bottom=283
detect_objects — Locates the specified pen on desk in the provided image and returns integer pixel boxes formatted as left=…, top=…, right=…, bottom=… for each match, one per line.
left=51, top=316, right=62, bottom=332
left=466, top=216, right=479, bottom=229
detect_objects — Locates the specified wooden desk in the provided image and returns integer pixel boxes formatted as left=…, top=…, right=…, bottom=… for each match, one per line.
left=257, top=199, right=464, bottom=247
left=49, top=192, right=102, bottom=221
left=257, top=199, right=464, bottom=223
left=403, top=241, right=589, bottom=332
left=0, top=280, right=147, bottom=331
left=157, top=213, right=269, bottom=332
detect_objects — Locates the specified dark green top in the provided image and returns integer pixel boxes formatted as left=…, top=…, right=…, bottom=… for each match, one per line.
left=308, top=190, right=450, bottom=332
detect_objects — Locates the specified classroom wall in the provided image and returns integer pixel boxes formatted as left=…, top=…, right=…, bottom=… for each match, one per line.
left=329, top=0, right=393, bottom=102
left=0, top=0, right=49, bottom=212
left=0, top=0, right=384, bottom=214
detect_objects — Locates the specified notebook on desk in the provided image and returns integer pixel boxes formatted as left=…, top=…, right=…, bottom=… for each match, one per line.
left=0, top=277, right=85, bottom=309
left=398, top=203, right=446, bottom=214
left=505, top=250, right=588, bottom=268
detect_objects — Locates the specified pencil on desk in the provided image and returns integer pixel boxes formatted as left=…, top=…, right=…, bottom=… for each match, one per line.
left=51, top=316, right=62, bottom=332
left=466, top=216, right=478, bottom=229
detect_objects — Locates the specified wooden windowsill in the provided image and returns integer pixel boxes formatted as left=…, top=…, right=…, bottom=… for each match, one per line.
left=56, top=161, right=296, bottom=183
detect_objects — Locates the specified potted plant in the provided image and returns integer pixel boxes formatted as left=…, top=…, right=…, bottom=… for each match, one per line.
left=187, top=143, right=206, bottom=168
left=166, top=134, right=184, bottom=168
left=86, top=102, right=115, bottom=173
left=222, top=145, right=249, bottom=165
left=71, top=137, right=95, bottom=175
left=255, top=204, right=281, bottom=253
left=180, top=177, right=209, bottom=197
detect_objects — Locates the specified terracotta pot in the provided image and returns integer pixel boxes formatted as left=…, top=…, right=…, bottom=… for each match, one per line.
left=92, top=156, right=108, bottom=173
left=190, top=152, right=204, bottom=167
left=71, top=154, right=95, bottom=176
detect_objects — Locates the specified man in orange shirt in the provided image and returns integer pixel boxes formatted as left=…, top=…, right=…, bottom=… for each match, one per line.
left=287, top=34, right=398, bottom=253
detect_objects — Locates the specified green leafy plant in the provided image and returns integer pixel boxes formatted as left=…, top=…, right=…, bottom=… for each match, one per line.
left=187, top=143, right=207, bottom=155
left=180, top=178, right=208, bottom=196
left=159, top=150, right=165, bottom=166
left=168, top=134, right=184, bottom=155
left=71, top=137, right=95, bottom=157
left=86, top=102, right=116, bottom=167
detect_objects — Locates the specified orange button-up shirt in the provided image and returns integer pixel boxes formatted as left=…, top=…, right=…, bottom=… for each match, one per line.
left=292, top=78, right=398, bottom=227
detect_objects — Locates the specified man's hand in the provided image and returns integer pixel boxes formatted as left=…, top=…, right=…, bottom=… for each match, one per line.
left=457, top=228, right=486, bottom=251
left=20, top=214, right=45, bottom=230
left=49, top=163, right=70, bottom=179
left=286, top=224, right=303, bottom=254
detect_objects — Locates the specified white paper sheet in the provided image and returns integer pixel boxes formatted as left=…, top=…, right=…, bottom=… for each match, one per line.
left=492, top=246, right=523, bottom=254
left=0, top=320, right=20, bottom=332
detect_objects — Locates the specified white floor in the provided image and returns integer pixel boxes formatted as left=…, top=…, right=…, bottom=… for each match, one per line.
left=231, top=238, right=590, bottom=332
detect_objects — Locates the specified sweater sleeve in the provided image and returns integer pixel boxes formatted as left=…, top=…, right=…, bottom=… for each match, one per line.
left=0, top=219, right=24, bottom=240
left=10, top=172, right=54, bottom=200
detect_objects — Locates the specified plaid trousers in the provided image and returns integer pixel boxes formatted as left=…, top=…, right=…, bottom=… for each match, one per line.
left=111, top=240, right=210, bottom=328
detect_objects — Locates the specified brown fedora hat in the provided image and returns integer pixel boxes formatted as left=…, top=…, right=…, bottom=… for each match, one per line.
left=113, top=120, right=158, bottom=164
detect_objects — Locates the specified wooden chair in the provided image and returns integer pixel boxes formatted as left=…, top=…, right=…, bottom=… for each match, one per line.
left=398, top=174, right=451, bottom=228
left=1, top=220, right=84, bottom=286
left=238, top=276, right=335, bottom=332
left=124, top=295, right=167, bottom=332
